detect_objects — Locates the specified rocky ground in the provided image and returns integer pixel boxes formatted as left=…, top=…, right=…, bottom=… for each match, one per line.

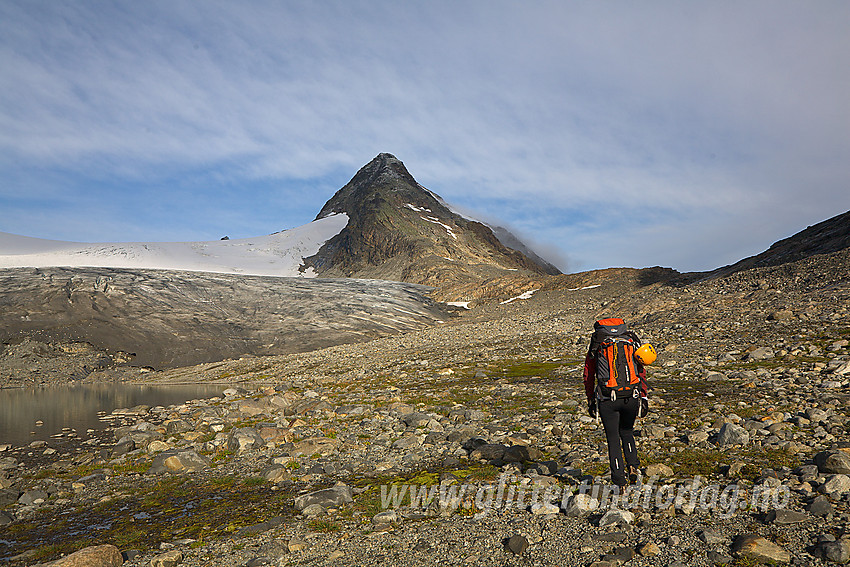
left=1, top=249, right=849, bottom=566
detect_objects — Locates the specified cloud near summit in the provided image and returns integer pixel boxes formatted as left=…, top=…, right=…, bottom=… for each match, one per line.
left=1, top=1, right=848, bottom=272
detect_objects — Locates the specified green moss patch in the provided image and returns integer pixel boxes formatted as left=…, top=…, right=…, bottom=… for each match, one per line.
left=0, top=475, right=297, bottom=564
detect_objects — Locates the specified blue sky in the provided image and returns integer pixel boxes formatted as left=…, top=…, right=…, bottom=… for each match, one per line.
left=1, top=1, right=848, bottom=273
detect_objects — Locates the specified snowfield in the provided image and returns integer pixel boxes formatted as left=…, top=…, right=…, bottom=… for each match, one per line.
left=0, top=213, right=349, bottom=277
left=500, top=289, right=539, bottom=304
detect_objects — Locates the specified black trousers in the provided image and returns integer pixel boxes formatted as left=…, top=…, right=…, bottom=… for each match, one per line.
left=598, top=396, right=640, bottom=486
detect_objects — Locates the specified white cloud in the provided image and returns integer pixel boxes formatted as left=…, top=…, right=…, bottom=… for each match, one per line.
left=0, top=1, right=848, bottom=271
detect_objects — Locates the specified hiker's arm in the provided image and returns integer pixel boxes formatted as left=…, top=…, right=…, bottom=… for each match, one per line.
left=583, top=350, right=596, bottom=400
left=637, top=363, right=648, bottom=398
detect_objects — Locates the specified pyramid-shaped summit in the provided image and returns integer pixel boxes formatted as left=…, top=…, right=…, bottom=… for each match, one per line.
left=316, top=153, right=446, bottom=220
left=303, top=153, right=560, bottom=288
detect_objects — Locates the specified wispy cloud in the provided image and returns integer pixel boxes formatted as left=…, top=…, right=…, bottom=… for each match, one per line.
left=1, top=1, right=848, bottom=271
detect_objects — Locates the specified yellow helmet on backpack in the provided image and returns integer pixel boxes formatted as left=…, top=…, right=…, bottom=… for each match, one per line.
left=635, top=343, right=657, bottom=365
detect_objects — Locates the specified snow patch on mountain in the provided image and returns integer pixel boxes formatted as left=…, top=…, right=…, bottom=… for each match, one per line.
left=420, top=216, right=457, bottom=239
left=0, top=213, right=349, bottom=277
left=500, top=289, right=539, bottom=304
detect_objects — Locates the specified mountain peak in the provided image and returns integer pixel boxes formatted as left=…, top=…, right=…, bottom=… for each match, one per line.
left=306, top=154, right=561, bottom=288
left=315, top=153, right=438, bottom=220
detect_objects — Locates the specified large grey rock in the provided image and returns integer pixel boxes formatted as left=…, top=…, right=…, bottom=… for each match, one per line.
left=745, top=347, right=775, bottom=362
left=766, top=509, right=809, bottom=524
left=562, top=493, right=598, bottom=516
left=0, top=488, right=21, bottom=507
left=731, top=534, right=790, bottom=564
left=52, top=544, right=123, bottom=566
left=507, top=535, right=528, bottom=555
left=819, top=538, right=850, bottom=564
left=503, top=445, right=543, bottom=462
left=17, top=489, right=47, bottom=506
left=294, top=484, right=353, bottom=511
left=150, top=549, right=183, bottom=567
left=598, top=509, right=635, bottom=527
left=148, top=450, right=210, bottom=474
left=372, top=510, right=398, bottom=524
left=814, top=450, right=850, bottom=474
left=227, top=427, right=266, bottom=454
left=392, top=435, right=422, bottom=450
left=808, top=495, right=835, bottom=516
left=806, top=408, right=828, bottom=423
left=469, top=443, right=506, bottom=461
left=717, top=423, right=750, bottom=447
left=821, top=474, right=850, bottom=496
left=401, top=412, right=432, bottom=427
left=644, top=463, right=674, bottom=478
left=290, top=437, right=340, bottom=456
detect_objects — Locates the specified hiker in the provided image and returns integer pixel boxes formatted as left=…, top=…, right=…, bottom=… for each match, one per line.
left=583, top=318, right=656, bottom=486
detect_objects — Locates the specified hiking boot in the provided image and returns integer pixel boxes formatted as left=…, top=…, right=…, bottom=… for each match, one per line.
left=628, top=466, right=642, bottom=486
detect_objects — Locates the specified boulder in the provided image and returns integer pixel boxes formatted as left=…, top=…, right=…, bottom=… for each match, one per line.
left=731, top=534, right=790, bottom=564
left=503, top=445, right=543, bottom=463
left=291, top=437, right=340, bottom=457
left=111, top=439, right=136, bottom=457
left=392, top=435, right=423, bottom=450
left=0, top=488, right=20, bottom=507
left=766, top=509, right=809, bottom=524
left=507, top=534, right=528, bottom=555
left=227, top=427, right=266, bottom=454
left=17, top=489, right=47, bottom=506
left=745, top=347, right=775, bottom=362
left=469, top=443, right=506, bottom=461
left=294, top=484, right=353, bottom=511
left=148, top=450, right=210, bottom=474
left=717, top=423, right=750, bottom=447
left=818, top=538, right=850, bottom=564
left=401, top=412, right=432, bottom=427
left=644, top=463, right=674, bottom=478
left=820, top=474, right=850, bottom=497
left=808, top=495, right=835, bottom=517
left=52, top=544, right=123, bottom=567
left=814, top=450, right=850, bottom=474
left=150, top=549, right=183, bottom=567
left=598, top=509, right=635, bottom=527
left=562, top=493, right=598, bottom=516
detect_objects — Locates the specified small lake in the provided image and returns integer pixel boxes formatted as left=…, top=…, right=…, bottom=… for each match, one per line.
left=0, top=383, right=225, bottom=446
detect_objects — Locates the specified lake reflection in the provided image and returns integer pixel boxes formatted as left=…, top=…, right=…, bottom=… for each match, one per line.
left=0, top=383, right=224, bottom=446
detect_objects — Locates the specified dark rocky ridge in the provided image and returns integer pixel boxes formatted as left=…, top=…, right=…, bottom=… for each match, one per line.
left=706, top=209, right=850, bottom=278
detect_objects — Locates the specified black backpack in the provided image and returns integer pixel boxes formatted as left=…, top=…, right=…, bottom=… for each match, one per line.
left=592, top=318, right=641, bottom=399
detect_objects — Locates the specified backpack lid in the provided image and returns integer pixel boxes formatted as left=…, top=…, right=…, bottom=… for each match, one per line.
left=594, top=318, right=628, bottom=335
